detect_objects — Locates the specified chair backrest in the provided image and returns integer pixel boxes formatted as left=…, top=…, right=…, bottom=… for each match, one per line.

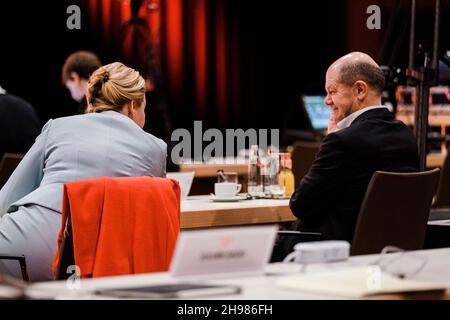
left=0, top=153, right=24, bottom=189
left=55, top=216, right=75, bottom=280
left=291, top=141, right=320, bottom=186
left=54, top=176, right=180, bottom=280
left=432, top=152, right=450, bottom=207
left=351, top=169, right=440, bottom=256
left=0, top=255, right=29, bottom=281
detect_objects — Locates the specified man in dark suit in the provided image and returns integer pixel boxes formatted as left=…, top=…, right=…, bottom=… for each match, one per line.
left=0, top=86, right=41, bottom=160
left=289, top=52, right=419, bottom=244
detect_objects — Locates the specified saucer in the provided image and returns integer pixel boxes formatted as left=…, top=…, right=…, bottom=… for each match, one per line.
left=210, top=195, right=247, bottom=202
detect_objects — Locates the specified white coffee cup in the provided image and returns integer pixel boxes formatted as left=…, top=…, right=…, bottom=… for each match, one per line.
left=214, top=182, right=242, bottom=197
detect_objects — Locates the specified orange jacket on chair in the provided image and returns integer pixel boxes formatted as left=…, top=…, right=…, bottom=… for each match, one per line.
left=53, top=176, right=180, bottom=278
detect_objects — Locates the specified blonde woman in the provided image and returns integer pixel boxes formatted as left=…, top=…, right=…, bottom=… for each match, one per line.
left=0, top=62, right=167, bottom=281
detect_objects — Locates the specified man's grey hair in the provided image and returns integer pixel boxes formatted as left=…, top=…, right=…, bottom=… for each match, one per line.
left=338, top=62, right=385, bottom=95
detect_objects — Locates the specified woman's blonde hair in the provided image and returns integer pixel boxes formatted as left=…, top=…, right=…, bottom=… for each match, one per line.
left=87, top=62, right=146, bottom=113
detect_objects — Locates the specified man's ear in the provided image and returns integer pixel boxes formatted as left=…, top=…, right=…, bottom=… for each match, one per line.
left=354, top=80, right=368, bottom=100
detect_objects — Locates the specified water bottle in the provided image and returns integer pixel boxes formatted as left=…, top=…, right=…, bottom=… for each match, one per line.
left=270, top=149, right=282, bottom=197
left=247, top=145, right=261, bottom=197
left=263, top=146, right=280, bottom=197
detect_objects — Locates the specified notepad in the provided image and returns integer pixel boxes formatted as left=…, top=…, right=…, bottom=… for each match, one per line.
left=276, top=266, right=448, bottom=298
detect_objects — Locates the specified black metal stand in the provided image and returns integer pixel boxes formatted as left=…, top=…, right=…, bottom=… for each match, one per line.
left=407, top=0, right=441, bottom=171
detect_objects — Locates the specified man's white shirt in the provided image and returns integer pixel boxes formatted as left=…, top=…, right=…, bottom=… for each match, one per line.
left=335, top=105, right=388, bottom=131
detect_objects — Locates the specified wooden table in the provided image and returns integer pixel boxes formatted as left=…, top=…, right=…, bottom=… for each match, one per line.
left=179, top=153, right=446, bottom=177
left=179, top=159, right=249, bottom=194
left=180, top=153, right=446, bottom=196
left=180, top=194, right=450, bottom=230
left=179, top=162, right=248, bottom=178
left=180, top=195, right=295, bottom=229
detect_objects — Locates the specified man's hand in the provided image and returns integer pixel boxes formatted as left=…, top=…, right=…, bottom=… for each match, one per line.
left=327, top=111, right=339, bottom=134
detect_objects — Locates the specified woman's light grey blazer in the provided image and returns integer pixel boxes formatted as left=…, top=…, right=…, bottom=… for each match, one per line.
left=0, top=110, right=167, bottom=281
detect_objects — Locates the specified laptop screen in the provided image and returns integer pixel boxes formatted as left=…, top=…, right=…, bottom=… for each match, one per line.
left=302, top=95, right=330, bottom=131
left=166, top=172, right=195, bottom=198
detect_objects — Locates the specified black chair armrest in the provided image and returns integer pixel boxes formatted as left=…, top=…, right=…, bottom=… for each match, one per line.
left=277, top=231, right=322, bottom=237
left=0, top=255, right=29, bottom=281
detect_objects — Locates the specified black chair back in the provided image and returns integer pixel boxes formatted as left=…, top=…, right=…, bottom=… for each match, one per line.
left=433, top=152, right=450, bottom=207
left=0, top=153, right=24, bottom=189
left=55, top=216, right=75, bottom=280
left=291, top=141, right=320, bottom=186
left=351, top=169, right=440, bottom=256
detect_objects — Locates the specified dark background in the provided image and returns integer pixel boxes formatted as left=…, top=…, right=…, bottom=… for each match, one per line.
left=0, top=0, right=448, bottom=140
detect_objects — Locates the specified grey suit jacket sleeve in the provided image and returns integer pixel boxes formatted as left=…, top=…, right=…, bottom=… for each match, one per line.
left=161, top=145, right=167, bottom=177
left=0, top=120, right=52, bottom=216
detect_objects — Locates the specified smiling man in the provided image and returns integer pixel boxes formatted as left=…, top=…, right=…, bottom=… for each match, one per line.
left=289, top=52, right=420, bottom=244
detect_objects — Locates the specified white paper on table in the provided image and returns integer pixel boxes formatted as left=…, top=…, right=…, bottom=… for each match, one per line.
left=275, top=266, right=448, bottom=298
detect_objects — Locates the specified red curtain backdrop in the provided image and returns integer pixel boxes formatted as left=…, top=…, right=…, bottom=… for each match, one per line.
left=215, top=0, right=227, bottom=128
left=193, top=0, right=207, bottom=119
left=85, top=0, right=240, bottom=128
left=165, top=0, right=183, bottom=99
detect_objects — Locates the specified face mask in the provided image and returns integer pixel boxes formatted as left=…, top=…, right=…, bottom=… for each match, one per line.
left=65, top=80, right=85, bottom=102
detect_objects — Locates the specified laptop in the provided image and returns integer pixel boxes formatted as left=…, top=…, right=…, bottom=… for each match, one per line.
left=166, top=171, right=195, bottom=199
left=169, top=225, right=278, bottom=279
left=301, top=95, right=330, bottom=134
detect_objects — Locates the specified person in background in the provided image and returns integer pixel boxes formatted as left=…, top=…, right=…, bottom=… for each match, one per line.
left=62, top=51, right=102, bottom=114
left=0, top=85, right=41, bottom=159
left=280, top=52, right=420, bottom=259
left=0, top=62, right=167, bottom=281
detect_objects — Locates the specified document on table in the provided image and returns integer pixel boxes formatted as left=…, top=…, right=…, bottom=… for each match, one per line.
left=275, top=266, right=448, bottom=298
